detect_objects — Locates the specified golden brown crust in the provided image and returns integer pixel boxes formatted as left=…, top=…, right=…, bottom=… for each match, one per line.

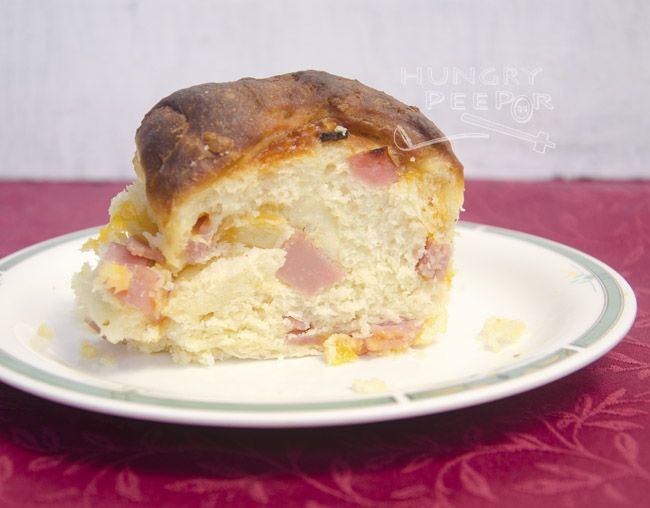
left=135, top=70, right=463, bottom=223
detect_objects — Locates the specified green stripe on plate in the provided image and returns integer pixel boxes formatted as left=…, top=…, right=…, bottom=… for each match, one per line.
left=405, top=223, right=625, bottom=402
left=406, top=348, right=578, bottom=401
left=0, top=223, right=629, bottom=412
left=461, top=223, right=624, bottom=348
left=0, top=348, right=397, bottom=412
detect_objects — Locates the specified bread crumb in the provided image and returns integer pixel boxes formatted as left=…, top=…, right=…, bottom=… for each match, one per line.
left=29, top=336, right=50, bottom=352
left=99, top=353, right=116, bottom=367
left=80, top=341, right=99, bottom=359
left=30, top=324, right=55, bottom=351
left=351, top=378, right=388, bottom=394
left=37, top=324, right=54, bottom=340
left=478, top=317, right=526, bottom=352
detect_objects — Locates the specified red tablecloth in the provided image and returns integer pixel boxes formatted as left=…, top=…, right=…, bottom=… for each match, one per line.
left=0, top=179, right=648, bottom=507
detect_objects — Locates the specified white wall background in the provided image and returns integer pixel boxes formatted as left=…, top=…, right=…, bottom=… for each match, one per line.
left=1, top=0, right=648, bottom=180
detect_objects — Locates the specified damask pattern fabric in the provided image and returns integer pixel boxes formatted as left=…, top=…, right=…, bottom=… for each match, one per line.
left=0, top=180, right=647, bottom=507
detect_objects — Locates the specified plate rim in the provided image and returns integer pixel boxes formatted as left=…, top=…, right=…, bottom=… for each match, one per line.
left=0, top=222, right=637, bottom=427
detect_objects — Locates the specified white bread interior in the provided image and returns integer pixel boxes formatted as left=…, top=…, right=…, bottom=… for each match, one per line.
left=73, top=141, right=463, bottom=364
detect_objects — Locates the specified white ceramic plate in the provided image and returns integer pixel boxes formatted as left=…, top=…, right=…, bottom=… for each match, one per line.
left=0, top=223, right=636, bottom=428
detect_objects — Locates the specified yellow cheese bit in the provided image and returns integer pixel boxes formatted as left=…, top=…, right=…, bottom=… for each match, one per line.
left=224, top=213, right=287, bottom=248
left=96, top=262, right=131, bottom=293
left=81, top=236, right=100, bottom=253
left=323, top=333, right=363, bottom=366
left=94, top=201, right=158, bottom=249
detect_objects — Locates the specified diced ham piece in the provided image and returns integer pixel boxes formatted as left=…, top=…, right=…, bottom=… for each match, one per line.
left=285, top=316, right=311, bottom=333
left=364, top=320, right=423, bottom=352
left=185, top=215, right=215, bottom=264
left=100, top=243, right=162, bottom=320
left=185, top=239, right=212, bottom=264
left=348, top=147, right=399, bottom=187
left=276, top=233, right=344, bottom=295
left=103, top=242, right=150, bottom=268
left=284, top=316, right=324, bottom=345
left=114, top=265, right=161, bottom=320
left=365, top=336, right=409, bottom=352
left=416, top=240, right=450, bottom=280
left=372, top=320, right=423, bottom=338
left=126, top=236, right=165, bottom=264
left=285, top=333, right=326, bottom=346
left=286, top=320, right=423, bottom=350
left=283, top=316, right=323, bottom=345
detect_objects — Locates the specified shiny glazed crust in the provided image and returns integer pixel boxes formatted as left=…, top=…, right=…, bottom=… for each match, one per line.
left=135, top=70, right=463, bottom=225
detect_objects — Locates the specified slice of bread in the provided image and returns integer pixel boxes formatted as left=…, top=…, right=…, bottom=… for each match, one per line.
left=73, top=70, right=464, bottom=365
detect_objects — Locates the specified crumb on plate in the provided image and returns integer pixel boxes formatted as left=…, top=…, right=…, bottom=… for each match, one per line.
left=80, top=341, right=99, bottom=359
left=478, top=317, right=526, bottom=352
left=37, top=323, right=54, bottom=340
left=351, top=378, right=388, bottom=394
left=29, top=336, right=50, bottom=352
left=99, top=352, right=116, bottom=367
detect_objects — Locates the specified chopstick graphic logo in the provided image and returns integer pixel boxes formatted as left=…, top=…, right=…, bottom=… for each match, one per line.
left=461, top=113, right=556, bottom=154
left=393, top=125, right=488, bottom=151
left=393, top=114, right=556, bottom=154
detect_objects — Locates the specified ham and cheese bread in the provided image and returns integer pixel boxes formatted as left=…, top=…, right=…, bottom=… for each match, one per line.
left=72, top=70, right=464, bottom=365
